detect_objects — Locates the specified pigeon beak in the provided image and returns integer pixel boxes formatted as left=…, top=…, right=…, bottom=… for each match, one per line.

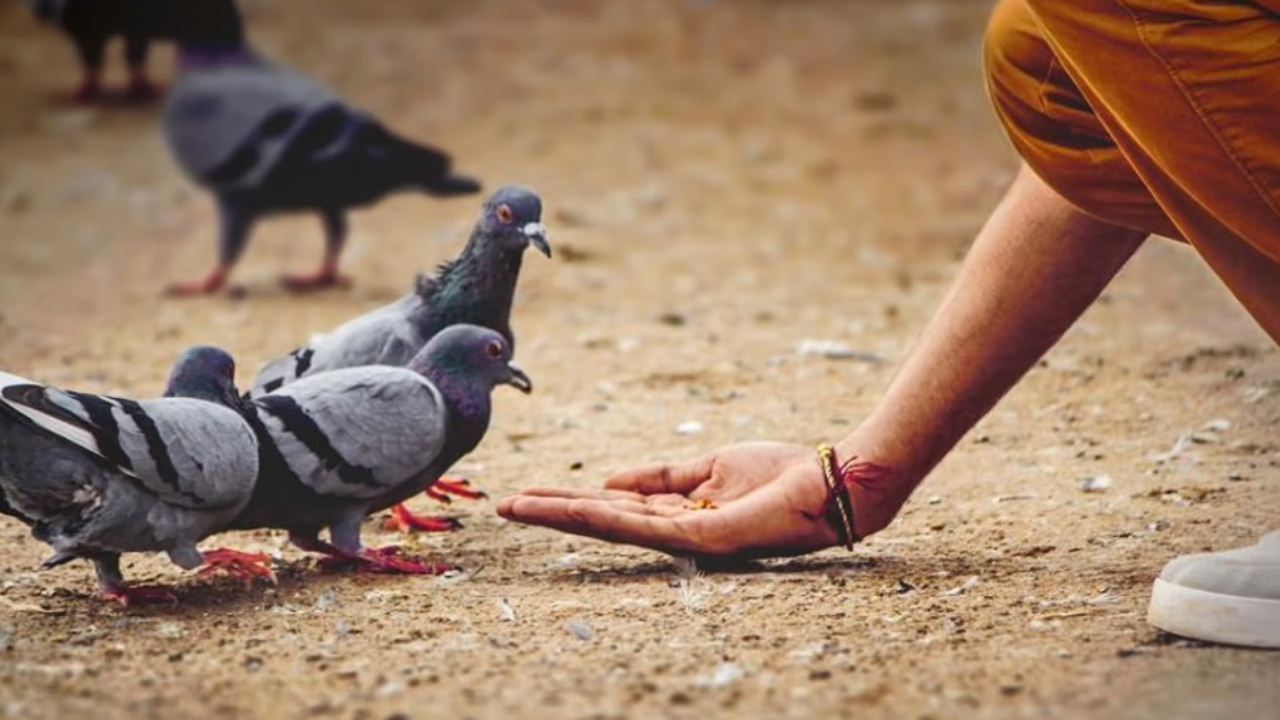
left=506, top=362, right=533, bottom=394
left=522, top=222, right=552, bottom=258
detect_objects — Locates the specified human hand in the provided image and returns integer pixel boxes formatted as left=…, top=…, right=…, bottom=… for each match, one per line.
left=496, top=442, right=846, bottom=560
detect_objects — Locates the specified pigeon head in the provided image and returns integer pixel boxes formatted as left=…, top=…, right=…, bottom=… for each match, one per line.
left=475, top=186, right=551, bottom=259
left=410, top=325, right=532, bottom=397
left=164, top=346, right=243, bottom=407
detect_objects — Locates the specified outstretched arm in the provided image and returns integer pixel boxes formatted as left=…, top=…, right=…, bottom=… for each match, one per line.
left=498, top=165, right=1149, bottom=557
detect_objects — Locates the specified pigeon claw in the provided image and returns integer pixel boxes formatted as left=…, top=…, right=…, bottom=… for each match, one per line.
left=99, top=584, right=179, bottom=607
left=279, top=270, right=351, bottom=294
left=382, top=504, right=464, bottom=534
left=72, top=79, right=102, bottom=105
left=164, top=269, right=229, bottom=297
left=430, top=477, right=488, bottom=502
left=197, top=548, right=278, bottom=588
left=319, top=546, right=452, bottom=575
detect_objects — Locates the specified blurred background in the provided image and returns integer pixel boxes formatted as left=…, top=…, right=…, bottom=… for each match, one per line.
left=0, top=1, right=1278, bottom=719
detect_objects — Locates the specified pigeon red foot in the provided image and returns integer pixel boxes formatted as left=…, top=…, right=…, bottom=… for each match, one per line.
left=290, top=532, right=452, bottom=575
left=99, top=584, right=178, bottom=607
left=126, top=72, right=160, bottom=103
left=430, top=478, right=488, bottom=502
left=72, top=75, right=102, bottom=104
left=165, top=267, right=230, bottom=297
left=279, top=268, right=350, bottom=294
left=382, top=477, right=486, bottom=533
left=381, top=504, right=462, bottom=533
left=196, top=548, right=277, bottom=587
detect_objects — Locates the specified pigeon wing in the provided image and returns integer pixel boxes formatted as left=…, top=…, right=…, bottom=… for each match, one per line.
left=163, top=58, right=338, bottom=191
left=0, top=372, right=258, bottom=510
left=253, top=367, right=446, bottom=500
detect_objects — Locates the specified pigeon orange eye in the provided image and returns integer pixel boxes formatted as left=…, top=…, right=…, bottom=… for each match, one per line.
left=496, top=204, right=514, bottom=224
left=485, top=341, right=503, bottom=359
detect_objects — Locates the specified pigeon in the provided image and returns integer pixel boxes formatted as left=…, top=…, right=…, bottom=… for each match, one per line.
left=247, top=185, right=549, bottom=531
left=24, top=0, right=167, bottom=103
left=0, top=347, right=272, bottom=605
left=229, top=325, right=531, bottom=574
left=250, top=186, right=549, bottom=395
left=155, top=0, right=482, bottom=295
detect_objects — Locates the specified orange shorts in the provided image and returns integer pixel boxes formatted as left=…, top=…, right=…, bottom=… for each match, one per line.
left=983, top=0, right=1280, bottom=338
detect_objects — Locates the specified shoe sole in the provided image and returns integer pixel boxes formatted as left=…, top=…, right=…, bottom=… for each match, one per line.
left=1148, top=578, right=1280, bottom=649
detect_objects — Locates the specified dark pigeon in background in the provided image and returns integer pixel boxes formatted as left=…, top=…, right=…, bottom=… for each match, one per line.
left=247, top=186, right=549, bottom=531
left=155, top=0, right=482, bottom=295
left=24, top=0, right=167, bottom=102
left=230, top=325, right=531, bottom=574
left=250, top=186, right=549, bottom=394
left=0, top=347, right=272, bottom=605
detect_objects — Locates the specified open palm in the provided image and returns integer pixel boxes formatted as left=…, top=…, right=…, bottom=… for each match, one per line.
left=497, top=442, right=843, bottom=560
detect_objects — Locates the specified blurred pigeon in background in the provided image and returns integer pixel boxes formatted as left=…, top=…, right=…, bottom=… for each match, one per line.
left=0, top=347, right=272, bottom=605
left=248, top=186, right=548, bottom=531
left=230, top=325, right=531, bottom=574
left=155, top=0, right=482, bottom=295
left=24, top=0, right=168, bottom=102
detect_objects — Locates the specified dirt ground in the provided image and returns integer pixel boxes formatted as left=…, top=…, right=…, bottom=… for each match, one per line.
left=0, top=1, right=1278, bottom=718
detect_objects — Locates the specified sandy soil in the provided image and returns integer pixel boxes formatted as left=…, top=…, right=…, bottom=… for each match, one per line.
left=1, top=1, right=1279, bottom=719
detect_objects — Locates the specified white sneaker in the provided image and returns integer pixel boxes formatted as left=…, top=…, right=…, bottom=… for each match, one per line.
left=1147, top=530, right=1280, bottom=649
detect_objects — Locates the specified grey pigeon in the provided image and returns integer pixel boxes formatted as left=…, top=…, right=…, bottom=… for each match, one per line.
left=249, top=186, right=549, bottom=396
left=24, top=0, right=167, bottom=103
left=0, top=347, right=271, bottom=605
left=154, top=0, right=482, bottom=295
left=229, top=325, right=531, bottom=573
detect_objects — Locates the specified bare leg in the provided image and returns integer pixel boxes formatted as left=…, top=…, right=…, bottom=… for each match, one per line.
left=836, top=165, right=1148, bottom=534
left=281, top=210, right=350, bottom=292
left=166, top=200, right=255, bottom=296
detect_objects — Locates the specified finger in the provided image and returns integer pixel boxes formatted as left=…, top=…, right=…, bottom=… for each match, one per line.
left=512, top=486, right=647, bottom=502
left=603, top=454, right=716, bottom=495
left=496, top=496, right=708, bottom=554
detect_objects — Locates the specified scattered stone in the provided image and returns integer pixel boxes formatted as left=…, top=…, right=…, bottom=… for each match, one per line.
left=1078, top=474, right=1113, bottom=494
left=796, top=339, right=884, bottom=363
left=941, top=577, right=979, bottom=596
left=498, top=598, right=516, bottom=622
left=994, top=493, right=1037, bottom=503
left=697, top=662, right=744, bottom=687
left=676, top=421, right=704, bottom=435
left=314, top=588, right=337, bottom=611
left=565, top=617, right=593, bottom=641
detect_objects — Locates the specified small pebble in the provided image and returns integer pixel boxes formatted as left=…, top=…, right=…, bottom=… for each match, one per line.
left=675, top=421, right=703, bottom=435
left=1078, top=474, right=1113, bottom=493
left=566, top=618, right=593, bottom=641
